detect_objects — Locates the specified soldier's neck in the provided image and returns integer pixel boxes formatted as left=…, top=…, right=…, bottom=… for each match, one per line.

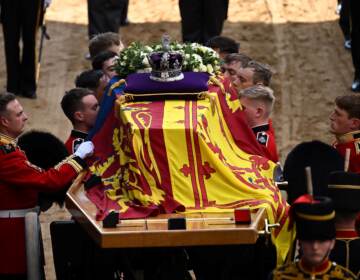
left=73, top=124, right=90, bottom=134
left=300, top=258, right=331, bottom=274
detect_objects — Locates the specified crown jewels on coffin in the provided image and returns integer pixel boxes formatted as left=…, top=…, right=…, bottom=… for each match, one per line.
left=148, top=35, right=184, bottom=82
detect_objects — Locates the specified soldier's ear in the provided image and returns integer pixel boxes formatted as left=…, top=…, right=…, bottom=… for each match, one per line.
left=0, top=115, right=9, bottom=127
left=350, top=118, right=360, bottom=130
left=255, top=106, right=264, bottom=118
left=73, top=111, right=84, bottom=122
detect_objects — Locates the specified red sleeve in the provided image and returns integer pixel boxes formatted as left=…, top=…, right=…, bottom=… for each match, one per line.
left=335, top=141, right=360, bottom=174
left=0, top=149, right=84, bottom=192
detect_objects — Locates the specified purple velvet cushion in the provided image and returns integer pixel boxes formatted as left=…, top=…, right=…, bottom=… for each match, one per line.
left=124, top=72, right=210, bottom=93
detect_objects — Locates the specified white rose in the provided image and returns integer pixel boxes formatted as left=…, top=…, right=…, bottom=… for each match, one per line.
left=144, top=46, right=153, bottom=52
left=192, top=54, right=202, bottom=62
left=200, top=46, right=208, bottom=53
left=200, top=64, right=207, bottom=72
left=142, top=56, right=150, bottom=66
left=193, top=68, right=199, bottom=72
left=206, top=64, right=214, bottom=73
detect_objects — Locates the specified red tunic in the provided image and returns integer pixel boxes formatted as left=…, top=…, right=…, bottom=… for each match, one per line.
left=0, top=133, right=86, bottom=275
left=64, top=129, right=88, bottom=154
left=252, top=123, right=279, bottom=163
left=334, top=130, right=360, bottom=173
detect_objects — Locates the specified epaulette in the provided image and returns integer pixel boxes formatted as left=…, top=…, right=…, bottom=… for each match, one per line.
left=338, top=130, right=360, bottom=143
left=0, top=133, right=17, bottom=145
left=329, top=262, right=357, bottom=279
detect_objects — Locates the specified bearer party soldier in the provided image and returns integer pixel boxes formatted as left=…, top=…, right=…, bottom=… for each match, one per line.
left=221, top=53, right=252, bottom=89
left=232, top=59, right=279, bottom=162
left=88, top=32, right=124, bottom=60
left=61, top=88, right=99, bottom=154
left=206, top=35, right=240, bottom=60
left=239, top=85, right=279, bottom=163
left=235, top=60, right=273, bottom=90
left=330, top=94, right=360, bottom=173
left=0, top=92, right=94, bottom=278
left=75, top=69, right=110, bottom=102
left=270, top=195, right=356, bottom=279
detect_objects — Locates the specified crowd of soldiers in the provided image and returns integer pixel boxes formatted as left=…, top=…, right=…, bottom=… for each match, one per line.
left=1, top=1, right=360, bottom=279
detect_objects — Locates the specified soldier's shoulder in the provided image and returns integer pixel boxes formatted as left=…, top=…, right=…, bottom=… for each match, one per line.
left=329, top=262, right=357, bottom=279
left=0, top=134, right=17, bottom=155
left=272, top=262, right=302, bottom=279
left=0, top=143, right=16, bottom=155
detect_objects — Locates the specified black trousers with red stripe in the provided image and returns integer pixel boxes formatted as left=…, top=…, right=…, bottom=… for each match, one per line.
left=1, top=0, right=41, bottom=95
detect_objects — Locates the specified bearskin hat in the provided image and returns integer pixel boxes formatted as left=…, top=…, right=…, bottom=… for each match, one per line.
left=283, top=141, right=344, bottom=204
left=18, top=130, right=70, bottom=211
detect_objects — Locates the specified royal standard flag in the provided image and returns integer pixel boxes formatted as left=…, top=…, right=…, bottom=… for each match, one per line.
left=87, top=75, right=290, bottom=262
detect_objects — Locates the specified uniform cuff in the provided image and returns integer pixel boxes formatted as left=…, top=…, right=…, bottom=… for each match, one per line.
left=70, top=156, right=87, bottom=171
left=54, top=155, right=87, bottom=173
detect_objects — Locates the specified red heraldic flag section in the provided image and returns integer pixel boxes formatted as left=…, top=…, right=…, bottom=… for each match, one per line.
left=87, top=76, right=291, bottom=262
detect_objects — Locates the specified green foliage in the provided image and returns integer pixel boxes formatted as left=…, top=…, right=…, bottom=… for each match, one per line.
left=114, top=41, right=220, bottom=78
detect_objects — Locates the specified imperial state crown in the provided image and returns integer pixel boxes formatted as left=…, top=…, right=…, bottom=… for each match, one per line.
left=148, top=35, right=184, bottom=82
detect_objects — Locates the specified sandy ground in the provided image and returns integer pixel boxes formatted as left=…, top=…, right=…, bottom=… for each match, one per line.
left=0, top=0, right=354, bottom=279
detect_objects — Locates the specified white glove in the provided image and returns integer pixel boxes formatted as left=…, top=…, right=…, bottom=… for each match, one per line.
left=74, top=141, right=94, bottom=159
left=44, top=0, right=52, bottom=8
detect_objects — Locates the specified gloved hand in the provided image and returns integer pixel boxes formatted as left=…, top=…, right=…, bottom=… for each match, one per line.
left=74, top=141, right=94, bottom=159
left=44, top=0, right=52, bottom=8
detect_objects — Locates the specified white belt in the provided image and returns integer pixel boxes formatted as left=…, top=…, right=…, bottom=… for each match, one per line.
left=0, top=207, right=39, bottom=218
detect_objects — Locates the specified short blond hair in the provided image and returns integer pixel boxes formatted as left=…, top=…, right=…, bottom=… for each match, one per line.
left=239, top=85, right=275, bottom=117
